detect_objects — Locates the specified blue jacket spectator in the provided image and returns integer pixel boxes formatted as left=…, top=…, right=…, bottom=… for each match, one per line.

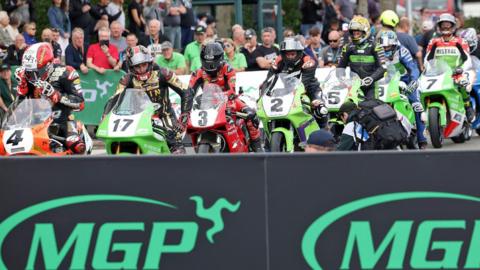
left=65, top=28, right=89, bottom=74
left=48, top=0, right=71, bottom=40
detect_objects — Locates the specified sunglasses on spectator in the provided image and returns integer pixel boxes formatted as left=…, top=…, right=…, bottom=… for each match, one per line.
left=328, top=39, right=339, bottom=43
left=224, top=43, right=232, bottom=48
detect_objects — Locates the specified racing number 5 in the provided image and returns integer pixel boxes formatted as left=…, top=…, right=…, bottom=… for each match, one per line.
left=327, top=92, right=341, bottom=105
left=113, top=118, right=134, bottom=132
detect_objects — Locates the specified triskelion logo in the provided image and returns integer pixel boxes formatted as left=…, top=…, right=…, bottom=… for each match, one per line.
left=0, top=194, right=240, bottom=269
left=302, top=192, right=480, bottom=270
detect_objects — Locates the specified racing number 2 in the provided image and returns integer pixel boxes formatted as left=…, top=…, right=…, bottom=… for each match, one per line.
left=6, top=130, right=24, bottom=146
left=113, top=118, right=134, bottom=132
left=271, top=98, right=283, bottom=112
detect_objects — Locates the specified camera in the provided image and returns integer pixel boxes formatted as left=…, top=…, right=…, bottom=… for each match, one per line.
left=100, top=40, right=109, bottom=47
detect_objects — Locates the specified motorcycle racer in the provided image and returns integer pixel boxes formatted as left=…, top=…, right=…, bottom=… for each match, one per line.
left=109, top=45, right=194, bottom=154
left=262, top=37, right=329, bottom=128
left=425, top=13, right=475, bottom=122
left=15, top=42, right=86, bottom=154
left=189, top=41, right=263, bottom=152
left=337, top=16, right=388, bottom=99
left=379, top=30, right=428, bottom=149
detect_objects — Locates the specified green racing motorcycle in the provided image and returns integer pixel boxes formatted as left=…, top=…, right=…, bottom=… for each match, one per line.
left=256, top=72, right=320, bottom=152
left=418, top=59, right=471, bottom=148
left=96, top=88, right=171, bottom=154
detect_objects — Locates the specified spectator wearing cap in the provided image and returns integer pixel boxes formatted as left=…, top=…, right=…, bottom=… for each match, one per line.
left=48, top=0, right=71, bottom=51
left=0, top=62, right=14, bottom=117
left=86, top=26, right=119, bottom=73
left=184, top=25, right=206, bottom=72
left=5, top=34, right=26, bottom=66
left=240, top=29, right=262, bottom=71
left=397, top=17, right=423, bottom=71
left=155, top=41, right=186, bottom=75
left=255, top=27, right=280, bottom=70
left=110, top=21, right=127, bottom=52
left=305, top=130, right=336, bottom=152
left=22, top=22, right=37, bottom=45
left=223, top=38, right=247, bottom=72
left=141, top=19, right=170, bottom=58
left=416, top=20, right=433, bottom=44
left=319, top=31, right=341, bottom=67
left=65, top=28, right=89, bottom=74
left=0, top=11, right=13, bottom=47
left=163, top=0, right=186, bottom=50
left=50, top=28, right=63, bottom=61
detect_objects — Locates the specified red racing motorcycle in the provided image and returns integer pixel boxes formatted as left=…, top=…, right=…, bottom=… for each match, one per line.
left=187, top=84, right=251, bottom=153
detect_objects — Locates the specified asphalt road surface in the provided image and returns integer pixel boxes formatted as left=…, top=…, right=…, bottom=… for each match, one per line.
left=91, top=133, right=480, bottom=155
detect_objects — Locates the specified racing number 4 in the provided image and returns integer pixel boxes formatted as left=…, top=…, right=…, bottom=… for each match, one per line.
left=113, top=118, right=134, bottom=132
left=6, top=130, right=24, bottom=146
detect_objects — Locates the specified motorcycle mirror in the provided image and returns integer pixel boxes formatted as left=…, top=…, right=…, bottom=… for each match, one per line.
left=455, top=68, right=464, bottom=75
left=238, top=86, right=244, bottom=95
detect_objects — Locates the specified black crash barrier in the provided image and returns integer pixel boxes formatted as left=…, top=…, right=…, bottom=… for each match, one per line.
left=1, top=151, right=480, bottom=270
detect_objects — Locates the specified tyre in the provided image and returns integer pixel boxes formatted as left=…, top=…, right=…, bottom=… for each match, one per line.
left=476, top=128, right=480, bottom=136
left=451, top=122, right=471, bottom=143
left=197, top=143, right=211, bottom=153
left=428, top=107, right=444, bottom=148
left=270, top=132, right=286, bottom=152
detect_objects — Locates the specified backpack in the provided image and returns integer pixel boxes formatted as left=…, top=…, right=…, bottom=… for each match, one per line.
left=353, top=99, right=408, bottom=150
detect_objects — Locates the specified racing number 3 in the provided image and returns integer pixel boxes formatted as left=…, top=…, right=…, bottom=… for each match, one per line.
left=113, top=118, right=134, bottom=132
left=271, top=98, right=283, bottom=112
left=6, top=130, right=24, bottom=146
left=198, top=111, right=208, bottom=126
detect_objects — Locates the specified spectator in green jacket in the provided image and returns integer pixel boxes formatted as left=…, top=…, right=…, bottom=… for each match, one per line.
left=0, top=63, right=14, bottom=118
left=222, top=38, right=247, bottom=72
left=155, top=41, right=186, bottom=75
left=184, top=25, right=206, bottom=73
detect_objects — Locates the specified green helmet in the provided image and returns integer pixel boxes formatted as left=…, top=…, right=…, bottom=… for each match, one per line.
left=380, top=10, right=399, bottom=28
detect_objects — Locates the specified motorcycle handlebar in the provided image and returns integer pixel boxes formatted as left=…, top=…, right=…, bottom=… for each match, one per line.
left=235, top=112, right=248, bottom=119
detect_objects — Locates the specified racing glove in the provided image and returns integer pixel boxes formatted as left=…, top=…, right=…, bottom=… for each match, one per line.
left=411, top=102, right=424, bottom=113
left=361, top=76, right=374, bottom=87
left=36, top=80, right=61, bottom=103
left=242, top=107, right=260, bottom=128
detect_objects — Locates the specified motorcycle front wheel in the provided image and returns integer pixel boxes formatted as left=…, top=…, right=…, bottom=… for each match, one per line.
left=428, top=107, right=444, bottom=148
left=270, top=132, right=287, bottom=152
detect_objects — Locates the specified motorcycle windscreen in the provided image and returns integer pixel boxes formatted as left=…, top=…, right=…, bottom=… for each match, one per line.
left=262, top=73, right=299, bottom=117
left=108, top=89, right=152, bottom=137
left=190, top=84, right=227, bottom=128
left=419, top=60, right=450, bottom=93
left=377, top=64, right=398, bottom=102
left=322, top=68, right=356, bottom=109
left=113, top=88, right=152, bottom=116
left=2, top=99, right=52, bottom=130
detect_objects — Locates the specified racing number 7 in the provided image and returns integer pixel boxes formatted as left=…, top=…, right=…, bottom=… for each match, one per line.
left=113, top=118, right=134, bottom=132
left=426, top=79, right=437, bottom=89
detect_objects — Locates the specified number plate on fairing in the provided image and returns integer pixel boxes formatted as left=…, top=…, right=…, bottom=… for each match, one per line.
left=262, top=93, right=294, bottom=117
left=419, top=75, right=444, bottom=93
left=190, top=109, right=218, bottom=128
left=3, top=128, right=33, bottom=155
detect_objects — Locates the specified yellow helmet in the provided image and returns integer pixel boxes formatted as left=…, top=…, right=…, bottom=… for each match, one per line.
left=349, top=16, right=371, bottom=44
left=380, top=10, right=399, bottom=28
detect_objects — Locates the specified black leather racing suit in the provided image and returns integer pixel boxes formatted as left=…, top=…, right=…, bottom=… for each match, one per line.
left=15, top=64, right=86, bottom=153
left=262, top=53, right=327, bottom=127
left=112, top=67, right=193, bottom=152
left=337, top=38, right=387, bottom=99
